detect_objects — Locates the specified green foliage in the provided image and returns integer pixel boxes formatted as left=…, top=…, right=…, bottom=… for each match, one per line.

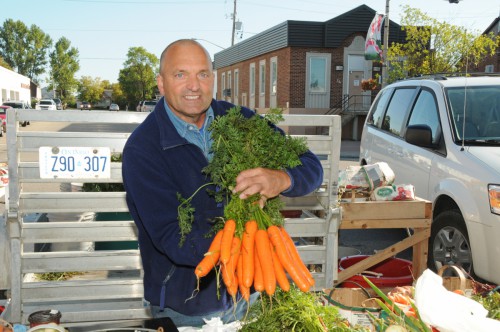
left=78, top=76, right=106, bottom=105
left=240, top=286, right=363, bottom=332
left=387, top=6, right=500, bottom=82
left=0, top=19, right=52, bottom=81
left=118, top=46, right=159, bottom=104
left=49, top=37, right=80, bottom=103
left=473, top=289, right=500, bottom=320
left=178, top=107, right=309, bottom=243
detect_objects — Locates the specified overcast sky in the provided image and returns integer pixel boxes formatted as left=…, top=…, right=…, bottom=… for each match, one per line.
left=3, top=0, right=499, bottom=84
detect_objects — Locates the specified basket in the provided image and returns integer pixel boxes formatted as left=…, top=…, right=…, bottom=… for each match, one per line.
left=437, top=265, right=473, bottom=296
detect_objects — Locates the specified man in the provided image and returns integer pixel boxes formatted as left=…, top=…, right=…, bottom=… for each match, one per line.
left=122, top=39, right=323, bottom=327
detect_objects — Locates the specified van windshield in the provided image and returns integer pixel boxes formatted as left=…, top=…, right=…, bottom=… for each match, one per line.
left=446, top=85, right=500, bottom=141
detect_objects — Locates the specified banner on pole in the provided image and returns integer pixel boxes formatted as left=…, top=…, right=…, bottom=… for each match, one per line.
left=365, top=13, right=385, bottom=61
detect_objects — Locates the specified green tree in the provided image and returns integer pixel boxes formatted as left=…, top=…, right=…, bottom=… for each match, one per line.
left=78, top=76, right=104, bottom=105
left=109, top=82, right=127, bottom=109
left=387, top=6, right=500, bottom=82
left=49, top=37, right=80, bottom=104
left=0, top=19, right=52, bottom=81
left=118, top=46, right=158, bottom=104
left=0, top=56, right=12, bottom=70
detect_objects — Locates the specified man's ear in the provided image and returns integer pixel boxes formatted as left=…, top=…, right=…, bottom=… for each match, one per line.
left=156, top=75, right=164, bottom=95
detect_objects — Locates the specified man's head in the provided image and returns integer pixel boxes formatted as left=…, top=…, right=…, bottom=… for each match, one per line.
left=157, top=39, right=214, bottom=125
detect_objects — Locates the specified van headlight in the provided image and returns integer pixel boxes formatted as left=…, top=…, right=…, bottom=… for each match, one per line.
left=489, top=184, right=500, bottom=215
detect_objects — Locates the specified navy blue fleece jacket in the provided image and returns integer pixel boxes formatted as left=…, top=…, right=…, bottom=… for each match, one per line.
left=122, top=98, right=323, bottom=316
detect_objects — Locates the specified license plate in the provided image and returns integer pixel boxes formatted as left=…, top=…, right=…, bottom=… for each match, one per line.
left=39, top=147, right=111, bottom=179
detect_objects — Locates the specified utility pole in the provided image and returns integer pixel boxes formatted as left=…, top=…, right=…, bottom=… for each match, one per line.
left=231, top=0, right=237, bottom=46
left=382, top=0, right=390, bottom=88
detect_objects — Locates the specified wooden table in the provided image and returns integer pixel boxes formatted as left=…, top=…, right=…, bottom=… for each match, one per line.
left=335, top=198, right=432, bottom=286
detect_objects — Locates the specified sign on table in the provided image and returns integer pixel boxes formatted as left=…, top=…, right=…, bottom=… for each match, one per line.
left=39, top=147, right=111, bottom=179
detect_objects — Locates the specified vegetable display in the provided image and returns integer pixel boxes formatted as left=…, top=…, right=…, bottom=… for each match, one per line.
left=179, top=107, right=315, bottom=299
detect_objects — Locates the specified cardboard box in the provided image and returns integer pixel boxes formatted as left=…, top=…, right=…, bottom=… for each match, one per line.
left=321, top=287, right=388, bottom=331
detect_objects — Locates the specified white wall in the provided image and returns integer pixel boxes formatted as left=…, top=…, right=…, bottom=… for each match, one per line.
left=0, top=66, right=31, bottom=105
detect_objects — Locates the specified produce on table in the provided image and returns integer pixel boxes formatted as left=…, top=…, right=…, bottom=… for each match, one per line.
left=178, top=107, right=315, bottom=299
left=240, top=286, right=369, bottom=332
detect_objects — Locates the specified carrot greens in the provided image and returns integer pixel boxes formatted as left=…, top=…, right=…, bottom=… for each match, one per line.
left=177, top=107, right=308, bottom=243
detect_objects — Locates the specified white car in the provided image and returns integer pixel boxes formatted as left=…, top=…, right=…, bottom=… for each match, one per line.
left=359, top=76, right=500, bottom=285
left=109, top=103, right=119, bottom=111
left=141, top=100, right=157, bottom=112
left=37, top=99, right=57, bottom=111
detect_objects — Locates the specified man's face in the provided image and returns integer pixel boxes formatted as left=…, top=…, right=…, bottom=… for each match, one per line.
left=157, top=43, right=214, bottom=124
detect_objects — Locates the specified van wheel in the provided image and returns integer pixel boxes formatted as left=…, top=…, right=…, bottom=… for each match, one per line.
left=428, top=210, right=473, bottom=275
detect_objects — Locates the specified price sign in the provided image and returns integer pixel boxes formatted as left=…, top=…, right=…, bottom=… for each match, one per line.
left=39, top=146, right=111, bottom=179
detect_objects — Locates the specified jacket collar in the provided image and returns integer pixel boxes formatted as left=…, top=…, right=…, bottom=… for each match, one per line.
left=153, top=97, right=229, bottom=149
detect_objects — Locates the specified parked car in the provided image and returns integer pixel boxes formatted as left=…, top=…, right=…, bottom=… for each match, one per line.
left=0, top=105, right=10, bottom=137
left=140, top=100, right=157, bottom=112
left=52, top=98, right=63, bottom=110
left=80, top=101, right=91, bottom=110
left=359, top=75, right=500, bottom=285
left=2, top=100, right=30, bottom=126
left=136, top=100, right=144, bottom=112
left=36, top=99, right=57, bottom=111
left=109, top=103, right=119, bottom=111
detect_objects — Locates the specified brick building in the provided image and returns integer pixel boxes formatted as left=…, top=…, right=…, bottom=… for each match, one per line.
left=476, top=17, right=500, bottom=73
left=213, top=4, right=406, bottom=139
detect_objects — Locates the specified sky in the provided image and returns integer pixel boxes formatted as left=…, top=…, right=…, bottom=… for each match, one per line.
left=2, top=0, right=499, bottom=84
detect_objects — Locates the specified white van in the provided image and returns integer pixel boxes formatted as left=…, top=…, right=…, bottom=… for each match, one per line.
left=359, top=76, right=500, bottom=285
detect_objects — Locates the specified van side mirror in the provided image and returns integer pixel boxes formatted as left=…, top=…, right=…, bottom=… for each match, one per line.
left=405, top=124, right=435, bottom=148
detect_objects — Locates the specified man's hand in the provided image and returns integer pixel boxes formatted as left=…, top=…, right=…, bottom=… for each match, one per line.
left=233, top=168, right=291, bottom=207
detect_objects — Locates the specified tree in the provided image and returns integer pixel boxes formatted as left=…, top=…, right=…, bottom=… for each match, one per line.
left=118, top=47, right=158, bottom=105
left=0, top=56, right=12, bottom=70
left=0, top=19, right=52, bottom=81
left=49, top=37, right=80, bottom=103
left=387, top=6, right=500, bottom=82
left=78, top=76, right=105, bottom=105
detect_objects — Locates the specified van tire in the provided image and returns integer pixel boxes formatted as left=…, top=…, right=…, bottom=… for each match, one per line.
left=428, top=210, right=473, bottom=275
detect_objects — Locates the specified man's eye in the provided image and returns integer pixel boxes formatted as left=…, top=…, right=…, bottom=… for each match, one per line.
left=175, top=73, right=185, bottom=78
left=199, top=72, right=210, bottom=79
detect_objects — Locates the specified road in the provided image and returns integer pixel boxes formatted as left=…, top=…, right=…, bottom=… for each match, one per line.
left=0, top=116, right=412, bottom=260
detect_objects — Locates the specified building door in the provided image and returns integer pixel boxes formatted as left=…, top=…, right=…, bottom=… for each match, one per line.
left=305, top=53, right=331, bottom=109
left=348, top=54, right=371, bottom=110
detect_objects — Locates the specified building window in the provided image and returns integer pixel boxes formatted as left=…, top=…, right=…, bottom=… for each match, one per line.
left=234, top=69, right=239, bottom=99
left=309, top=57, right=327, bottom=93
left=259, top=60, right=266, bottom=95
left=221, top=72, right=226, bottom=97
left=270, top=57, right=277, bottom=95
left=485, top=64, right=494, bottom=73
left=250, top=63, right=255, bottom=96
left=227, top=71, right=232, bottom=92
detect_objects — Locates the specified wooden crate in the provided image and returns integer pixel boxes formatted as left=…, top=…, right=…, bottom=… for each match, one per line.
left=336, top=198, right=432, bottom=285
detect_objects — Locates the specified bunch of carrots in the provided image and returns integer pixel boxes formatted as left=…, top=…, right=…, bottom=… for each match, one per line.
left=195, top=217, right=315, bottom=300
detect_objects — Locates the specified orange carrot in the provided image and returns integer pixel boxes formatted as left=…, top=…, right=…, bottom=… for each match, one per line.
left=280, top=226, right=315, bottom=287
left=268, top=225, right=310, bottom=292
left=270, top=241, right=290, bottom=292
left=194, top=229, right=223, bottom=278
left=253, top=246, right=264, bottom=292
left=237, top=253, right=250, bottom=301
left=255, top=229, right=276, bottom=296
left=241, top=220, right=258, bottom=287
left=220, top=219, right=236, bottom=265
left=222, top=236, right=241, bottom=287
left=222, top=264, right=238, bottom=296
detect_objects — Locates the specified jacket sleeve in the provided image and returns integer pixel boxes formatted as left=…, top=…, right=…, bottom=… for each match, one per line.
left=282, top=149, right=324, bottom=197
left=122, top=141, right=214, bottom=268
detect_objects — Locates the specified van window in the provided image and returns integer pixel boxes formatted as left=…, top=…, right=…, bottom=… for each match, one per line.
left=367, top=88, right=391, bottom=128
left=382, top=88, right=416, bottom=136
left=407, top=89, right=441, bottom=144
